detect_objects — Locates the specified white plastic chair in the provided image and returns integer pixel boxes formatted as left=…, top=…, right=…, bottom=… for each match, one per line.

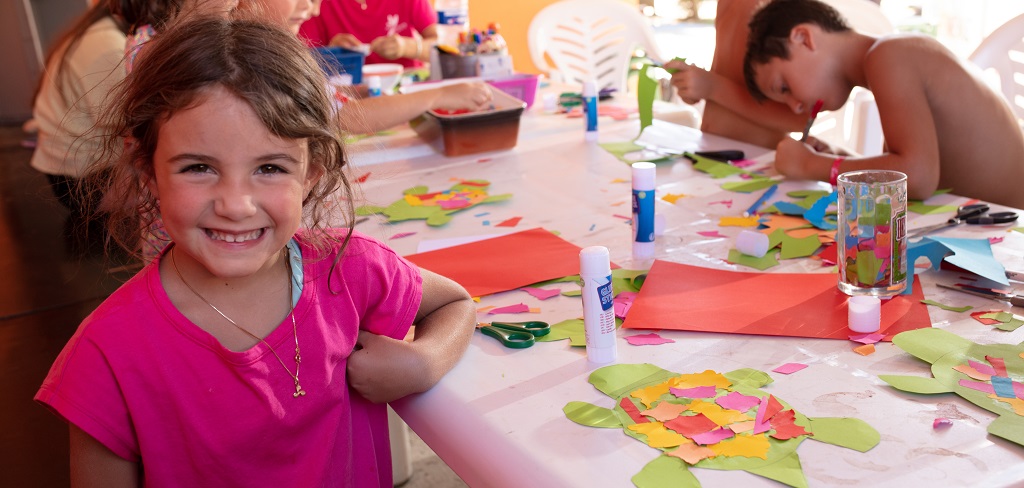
left=811, top=0, right=894, bottom=156
left=527, top=0, right=663, bottom=94
left=969, top=13, right=1024, bottom=131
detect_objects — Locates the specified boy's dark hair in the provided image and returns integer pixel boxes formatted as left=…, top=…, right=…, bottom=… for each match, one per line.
left=742, top=0, right=851, bottom=101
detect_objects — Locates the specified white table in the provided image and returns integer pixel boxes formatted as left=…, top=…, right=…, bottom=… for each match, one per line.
left=347, top=101, right=1024, bottom=487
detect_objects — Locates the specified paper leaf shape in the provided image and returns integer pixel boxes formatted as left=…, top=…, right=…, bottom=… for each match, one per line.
left=563, top=401, right=622, bottom=428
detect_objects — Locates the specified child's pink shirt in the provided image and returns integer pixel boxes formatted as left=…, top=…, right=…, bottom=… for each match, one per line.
left=36, top=231, right=422, bottom=487
left=299, top=0, right=435, bottom=68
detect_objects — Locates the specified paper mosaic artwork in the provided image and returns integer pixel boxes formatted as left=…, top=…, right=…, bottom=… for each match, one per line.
left=355, top=179, right=512, bottom=226
left=880, top=328, right=1024, bottom=446
left=564, top=364, right=879, bottom=487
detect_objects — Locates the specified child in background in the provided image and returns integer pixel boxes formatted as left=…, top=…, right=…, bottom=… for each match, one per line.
left=242, top=0, right=493, bottom=135
left=743, top=0, right=1024, bottom=208
left=299, top=0, right=437, bottom=67
left=665, top=0, right=806, bottom=149
left=36, top=17, right=476, bottom=487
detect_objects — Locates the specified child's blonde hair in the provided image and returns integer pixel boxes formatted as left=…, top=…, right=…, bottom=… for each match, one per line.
left=93, top=15, right=353, bottom=258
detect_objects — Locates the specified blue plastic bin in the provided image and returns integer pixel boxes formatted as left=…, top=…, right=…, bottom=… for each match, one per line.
left=313, top=47, right=365, bottom=84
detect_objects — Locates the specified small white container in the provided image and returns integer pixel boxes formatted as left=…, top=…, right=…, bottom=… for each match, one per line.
left=736, top=230, right=769, bottom=258
left=848, top=296, right=881, bottom=333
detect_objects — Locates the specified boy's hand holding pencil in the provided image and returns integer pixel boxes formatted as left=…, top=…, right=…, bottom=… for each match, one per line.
left=800, top=99, right=824, bottom=142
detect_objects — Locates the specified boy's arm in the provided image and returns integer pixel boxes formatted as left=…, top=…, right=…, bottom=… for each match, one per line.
left=336, top=81, right=493, bottom=134
left=667, top=61, right=806, bottom=133
left=346, top=269, right=475, bottom=404
left=70, top=425, right=139, bottom=488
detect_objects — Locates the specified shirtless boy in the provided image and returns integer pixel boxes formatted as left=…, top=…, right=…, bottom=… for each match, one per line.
left=743, top=0, right=1024, bottom=208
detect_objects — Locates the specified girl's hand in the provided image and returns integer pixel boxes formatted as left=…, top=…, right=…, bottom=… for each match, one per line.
left=432, top=81, right=493, bottom=112
left=329, top=33, right=363, bottom=50
left=773, top=137, right=814, bottom=178
left=670, top=63, right=714, bottom=105
left=370, top=35, right=408, bottom=60
left=347, top=330, right=429, bottom=404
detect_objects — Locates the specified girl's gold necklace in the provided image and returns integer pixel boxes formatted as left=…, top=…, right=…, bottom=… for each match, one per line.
left=171, top=248, right=306, bottom=398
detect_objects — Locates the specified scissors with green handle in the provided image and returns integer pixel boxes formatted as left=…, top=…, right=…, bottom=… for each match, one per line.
left=477, top=321, right=551, bottom=349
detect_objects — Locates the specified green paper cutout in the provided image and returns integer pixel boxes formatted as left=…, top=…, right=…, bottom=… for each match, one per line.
left=599, top=140, right=672, bottom=164
left=633, top=456, right=701, bottom=488
left=728, top=248, right=780, bottom=271
left=920, top=299, right=972, bottom=313
left=686, top=152, right=748, bottom=179
left=806, top=418, right=880, bottom=452
left=564, top=401, right=623, bottom=428
left=721, top=178, right=779, bottom=193
left=882, top=328, right=1024, bottom=446
left=612, top=268, right=649, bottom=295
left=638, top=64, right=657, bottom=134
left=355, top=180, right=511, bottom=226
left=536, top=318, right=586, bottom=346
left=983, top=311, right=1024, bottom=331
left=567, top=363, right=880, bottom=487
left=561, top=289, right=582, bottom=297
left=786, top=190, right=831, bottom=209
left=778, top=233, right=822, bottom=260
left=855, top=250, right=883, bottom=286
left=877, top=374, right=953, bottom=394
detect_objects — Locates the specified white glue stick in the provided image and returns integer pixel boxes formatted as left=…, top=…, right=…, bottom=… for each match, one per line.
left=632, top=162, right=656, bottom=259
left=736, top=230, right=769, bottom=258
left=367, top=75, right=382, bottom=97
left=848, top=296, right=881, bottom=333
left=583, top=79, right=598, bottom=142
left=580, top=246, right=617, bottom=364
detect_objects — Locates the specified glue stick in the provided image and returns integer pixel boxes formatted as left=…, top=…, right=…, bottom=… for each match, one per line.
left=631, top=162, right=656, bottom=259
left=367, top=75, right=382, bottom=97
left=583, top=79, right=598, bottom=142
left=580, top=246, right=617, bottom=364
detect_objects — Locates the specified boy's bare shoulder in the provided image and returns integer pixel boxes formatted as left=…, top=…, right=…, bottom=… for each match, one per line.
left=865, top=34, right=953, bottom=63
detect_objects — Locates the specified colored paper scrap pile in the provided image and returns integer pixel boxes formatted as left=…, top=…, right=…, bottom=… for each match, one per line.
left=405, top=228, right=598, bottom=297
left=880, top=328, right=1024, bottom=446
left=971, top=310, right=1024, bottom=331
left=564, top=364, right=879, bottom=487
left=355, top=179, right=512, bottom=226
left=622, top=260, right=931, bottom=340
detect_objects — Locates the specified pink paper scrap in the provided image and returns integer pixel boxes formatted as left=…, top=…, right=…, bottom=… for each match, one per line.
left=697, top=231, right=728, bottom=238
left=849, top=332, right=886, bottom=344
left=670, top=385, right=717, bottom=399
left=958, top=379, right=995, bottom=394
left=487, top=303, right=530, bottom=315
left=715, top=391, right=762, bottom=412
left=691, top=428, right=734, bottom=445
left=709, top=200, right=733, bottom=208
left=625, top=333, right=675, bottom=346
left=390, top=232, right=417, bottom=240
left=933, top=418, right=953, bottom=429
left=969, top=360, right=997, bottom=376
left=990, top=237, right=1005, bottom=245
left=520, top=287, right=561, bottom=300
left=772, top=363, right=809, bottom=375
left=614, top=292, right=638, bottom=319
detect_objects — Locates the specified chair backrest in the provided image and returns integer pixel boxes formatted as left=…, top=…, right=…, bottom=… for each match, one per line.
left=969, top=13, right=1024, bottom=130
left=527, top=0, right=662, bottom=94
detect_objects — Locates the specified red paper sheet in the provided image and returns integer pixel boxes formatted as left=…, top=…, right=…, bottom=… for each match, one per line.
left=622, top=260, right=931, bottom=340
left=404, top=228, right=589, bottom=297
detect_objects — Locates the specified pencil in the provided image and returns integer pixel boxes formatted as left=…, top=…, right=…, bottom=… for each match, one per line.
left=800, top=99, right=824, bottom=142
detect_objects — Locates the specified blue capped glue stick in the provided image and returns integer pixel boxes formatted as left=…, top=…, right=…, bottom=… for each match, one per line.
left=631, top=162, right=656, bottom=258
left=583, top=79, right=598, bottom=142
left=580, top=246, right=616, bottom=364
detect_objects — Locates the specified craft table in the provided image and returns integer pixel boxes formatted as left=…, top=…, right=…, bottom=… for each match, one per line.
left=345, top=99, right=1024, bottom=487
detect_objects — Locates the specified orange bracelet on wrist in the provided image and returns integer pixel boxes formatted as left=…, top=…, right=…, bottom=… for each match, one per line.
left=829, top=156, right=845, bottom=186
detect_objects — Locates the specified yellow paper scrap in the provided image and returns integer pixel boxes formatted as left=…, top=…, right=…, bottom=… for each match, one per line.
left=989, top=394, right=1024, bottom=416
left=719, top=215, right=761, bottom=227
left=708, top=433, right=771, bottom=459
left=404, top=194, right=423, bottom=206
left=632, top=382, right=672, bottom=408
left=627, top=422, right=689, bottom=448
left=611, top=178, right=629, bottom=184
left=529, top=307, right=541, bottom=313
left=670, top=370, right=732, bottom=390
left=662, top=193, right=687, bottom=204
left=641, top=402, right=688, bottom=422
left=666, top=442, right=716, bottom=465
left=685, top=400, right=752, bottom=427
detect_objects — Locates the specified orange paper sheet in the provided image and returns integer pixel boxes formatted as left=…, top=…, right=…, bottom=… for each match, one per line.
left=404, top=228, right=590, bottom=298
left=622, top=260, right=931, bottom=340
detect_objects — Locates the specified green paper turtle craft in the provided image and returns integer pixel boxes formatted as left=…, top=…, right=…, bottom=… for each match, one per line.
left=563, top=363, right=880, bottom=488
left=880, top=327, right=1024, bottom=446
left=355, top=179, right=511, bottom=226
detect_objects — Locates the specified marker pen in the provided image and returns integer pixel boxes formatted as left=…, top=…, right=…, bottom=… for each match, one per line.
left=580, top=246, right=617, bottom=364
left=631, top=162, right=656, bottom=258
left=367, top=75, right=382, bottom=97
left=583, top=80, right=598, bottom=142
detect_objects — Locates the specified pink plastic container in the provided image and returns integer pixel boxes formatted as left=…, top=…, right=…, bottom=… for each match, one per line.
left=486, top=74, right=539, bottom=109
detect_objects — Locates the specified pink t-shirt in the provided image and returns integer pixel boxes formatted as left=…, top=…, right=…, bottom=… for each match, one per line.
left=299, top=0, right=435, bottom=68
left=37, top=230, right=422, bottom=487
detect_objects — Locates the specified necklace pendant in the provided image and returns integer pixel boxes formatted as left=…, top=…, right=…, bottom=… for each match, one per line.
left=294, top=383, right=307, bottom=397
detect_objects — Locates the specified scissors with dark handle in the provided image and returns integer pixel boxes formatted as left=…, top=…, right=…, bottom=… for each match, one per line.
left=477, top=321, right=551, bottom=349
left=908, top=204, right=1018, bottom=238
left=936, top=283, right=1024, bottom=308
